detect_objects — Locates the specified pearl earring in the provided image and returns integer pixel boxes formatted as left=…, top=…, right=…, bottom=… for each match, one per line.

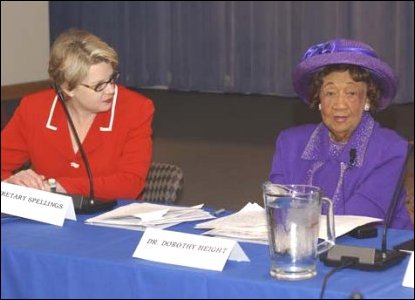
left=318, top=103, right=322, bottom=111
left=364, top=103, right=370, bottom=111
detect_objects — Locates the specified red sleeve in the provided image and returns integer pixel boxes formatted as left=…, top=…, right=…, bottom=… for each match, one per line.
left=1, top=98, right=31, bottom=180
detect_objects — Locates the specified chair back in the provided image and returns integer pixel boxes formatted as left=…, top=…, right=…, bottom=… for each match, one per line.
left=141, top=162, right=184, bottom=203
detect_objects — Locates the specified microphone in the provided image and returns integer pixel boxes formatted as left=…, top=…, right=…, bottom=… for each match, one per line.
left=53, top=84, right=116, bottom=214
left=320, top=143, right=412, bottom=270
left=349, top=148, right=357, bottom=167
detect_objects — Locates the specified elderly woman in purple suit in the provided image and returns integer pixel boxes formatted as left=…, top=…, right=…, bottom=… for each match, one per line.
left=269, top=38, right=412, bottom=229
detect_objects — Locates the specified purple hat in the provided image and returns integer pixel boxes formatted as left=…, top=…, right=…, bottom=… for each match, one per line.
left=293, top=38, right=398, bottom=110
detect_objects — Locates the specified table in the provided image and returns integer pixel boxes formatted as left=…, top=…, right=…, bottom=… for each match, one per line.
left=1, top=202, right=413, bottom=299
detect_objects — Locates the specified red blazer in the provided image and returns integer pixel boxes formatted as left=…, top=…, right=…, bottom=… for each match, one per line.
left=1, top=85, right=154, bottom=201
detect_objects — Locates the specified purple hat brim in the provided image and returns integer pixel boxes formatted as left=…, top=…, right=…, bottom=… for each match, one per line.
left=292, top=52, right=398, bottom=110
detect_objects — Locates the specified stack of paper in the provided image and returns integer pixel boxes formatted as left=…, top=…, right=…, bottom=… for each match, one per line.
left=85, top=202, right=214, bottom=231
left=195, top=202, right=383, bottom=244
left=195, top=203, right=269, bottom=244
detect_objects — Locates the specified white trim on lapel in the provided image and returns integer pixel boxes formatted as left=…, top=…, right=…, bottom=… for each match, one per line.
left=45, top=96, right=59, bottom=131
left=100, top=85, right=118, bottom=132
left=45, top=85, right=118, bottom=132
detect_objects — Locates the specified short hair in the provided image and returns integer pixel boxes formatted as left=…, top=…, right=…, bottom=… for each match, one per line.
left=309, top=64, right=381, bottom=111
left=48, top=29, right=118, bottom=90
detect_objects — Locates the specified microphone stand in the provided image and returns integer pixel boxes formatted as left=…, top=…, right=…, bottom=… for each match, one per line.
left=59, top=92, right=95, bottom=202
left=320, top=143, right=412, bottom=270
left=380, top=145, right=411, bottom=257
left=54, top=85, right=116, bottom=213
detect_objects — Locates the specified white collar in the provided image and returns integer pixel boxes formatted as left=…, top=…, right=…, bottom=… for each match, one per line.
left=45, top=85, right=118, bottom=132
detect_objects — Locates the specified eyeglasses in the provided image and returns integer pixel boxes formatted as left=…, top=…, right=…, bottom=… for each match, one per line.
left=79, top=72, right=120, bottom=92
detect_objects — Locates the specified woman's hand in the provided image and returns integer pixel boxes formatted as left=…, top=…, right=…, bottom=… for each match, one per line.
left=5, top=169, right=48, bottom=191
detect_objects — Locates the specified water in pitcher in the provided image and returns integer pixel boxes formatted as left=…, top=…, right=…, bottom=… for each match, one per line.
left=265, top=196, right=320, bottom=280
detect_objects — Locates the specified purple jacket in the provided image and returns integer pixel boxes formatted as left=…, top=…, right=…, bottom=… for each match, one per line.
left=269, top=113, right=412, bottom=229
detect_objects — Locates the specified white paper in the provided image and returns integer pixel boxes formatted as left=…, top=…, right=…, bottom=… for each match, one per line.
left=1, top=182, right=76, bottom=226
left=228, top=242, right=250, bottom=262
left=133, top=228, right=249, bottom=271
left=319, top=215, right=382, bottom=240
left=402, top=252, right=414, bottom=288
left=85, top=221, right=175, bottom=231
left=196, top=202, right=382, bottom=244
left=86, top=202, right=214, bottom=231
left=195, top=205, right=266, bottom=229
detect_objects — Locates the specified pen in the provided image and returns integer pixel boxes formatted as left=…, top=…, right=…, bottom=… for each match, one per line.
left=213, top=208, right=226, bottom=216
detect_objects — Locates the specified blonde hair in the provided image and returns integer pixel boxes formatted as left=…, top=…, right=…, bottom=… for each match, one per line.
left=48, top=29, right=118, bottom=90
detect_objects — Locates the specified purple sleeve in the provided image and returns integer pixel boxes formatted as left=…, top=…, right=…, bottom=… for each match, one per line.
left=268, top=126, right=313, bottom=185
left=344, top=139, right=412, bottom=229
left=269, top=132, right=287, bottom=184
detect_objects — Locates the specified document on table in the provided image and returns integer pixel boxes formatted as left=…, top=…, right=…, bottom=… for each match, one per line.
left=318, top=215, right=382, bottom=240
left=85, top=202, right=215, bottom=231
left=196, top=202, right=268, bottom=244
left=196, top=202, right=382, bottom=244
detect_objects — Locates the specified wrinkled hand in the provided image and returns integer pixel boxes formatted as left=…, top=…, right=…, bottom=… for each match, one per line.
left=5, top=169, right=49, bottom=191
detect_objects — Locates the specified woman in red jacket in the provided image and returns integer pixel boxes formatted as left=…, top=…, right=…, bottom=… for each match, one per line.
left=1, top=29, right=154, bottom=201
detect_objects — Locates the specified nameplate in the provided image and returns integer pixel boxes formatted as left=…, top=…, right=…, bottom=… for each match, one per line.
left=402, top=252, right=414, bottom=288
left=1, top=182, right=76, bottom=226
left=133, top=228, right=249, bottom=271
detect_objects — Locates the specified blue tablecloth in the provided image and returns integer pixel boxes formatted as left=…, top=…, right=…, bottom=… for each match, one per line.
left=1, top=201, right=413, bottom=299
